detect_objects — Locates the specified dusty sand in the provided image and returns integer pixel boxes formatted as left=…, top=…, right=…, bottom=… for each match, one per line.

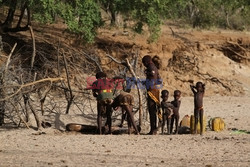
left=0, top=96, right=250, bottom=167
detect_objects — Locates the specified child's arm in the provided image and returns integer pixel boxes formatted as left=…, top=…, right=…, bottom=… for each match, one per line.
left=91, top=81, right=99, bottom=98
left=202, top=83, right=206, bottom=93
left=190, top=85, right=196, bottom=94
left=161, top=102, right=174, bottom=109
left=171, top=100, right=181, bottom=110
left=92, top=89, right=98, bottom=98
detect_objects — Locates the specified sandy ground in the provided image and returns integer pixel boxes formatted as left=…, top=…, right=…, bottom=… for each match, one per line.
left=0, top=96, right=250, bottom=167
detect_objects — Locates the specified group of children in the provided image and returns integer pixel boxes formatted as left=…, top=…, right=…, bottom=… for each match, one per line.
left=160, top=89, right=181, bottom=135
left=160, top=81, right=205, bottom=135
left=90, top=55, right=205, bottom=135
left=91, top=71, right=140, bottom=135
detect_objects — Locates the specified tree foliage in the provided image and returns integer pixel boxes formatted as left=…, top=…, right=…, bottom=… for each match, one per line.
left=0, top=0, right=250, bottom=43
left=165, top=0, right=250, bottom=30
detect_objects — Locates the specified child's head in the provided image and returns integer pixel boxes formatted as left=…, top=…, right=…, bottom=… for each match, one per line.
left=96, top=71, right=107, bottom=79
left=161, top=90, right=169, bottom=101
left=195, top=81, right=204, bottom=92
left=142, top=55, right=152, bottom=67
left=152, top=55, right=161, bottom=69
left=174, top=90, right=181, bottom=100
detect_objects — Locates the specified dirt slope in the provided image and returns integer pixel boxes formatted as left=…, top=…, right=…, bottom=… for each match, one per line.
left=1, top=23, right=250, bottom=96
left=96, top=25, right=250, bottom=96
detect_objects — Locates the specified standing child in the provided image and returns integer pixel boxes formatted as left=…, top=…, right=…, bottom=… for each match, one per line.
left=142, top=55, right=162, bottom=135
left=92, top=72, right=113, bottom=134
left=190, top=81, right=205, bottom=135
left=161, top=90, right=174, bottom=135
left=170, top=90, right=181, bottom=134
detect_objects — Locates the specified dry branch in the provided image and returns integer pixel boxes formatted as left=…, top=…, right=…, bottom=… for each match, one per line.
left=83, top=52, right=103, bottom=71
left=106, top=54, right=122, bottom=64
left=28, top=97, right=42, bottom=130
left=29, top=25, right=36, bottom=69
left=62, top=52, right=74, bottom=114
left=5, top=43, right=17, bottom=72
left=223, top=46, right=250, bottom=60
left=125, top=58, right=143, bottom=126
left=39, top=85, right=52, bottom=115
left=226, top=41, right=247, bottom=51
left=10, top=101, right=30, bottom=129
left=0, top=43, right=17, bottom=125
left=0, top=77, right=63, bottom=102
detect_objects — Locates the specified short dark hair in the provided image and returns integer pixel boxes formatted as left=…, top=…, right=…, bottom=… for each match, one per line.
left=96, top=71, right=107, bottom=79
left=161, top=89, right=169, bottom=97
left=174, top=90, right=181, bottom=96
left=196, top=81, right=203, bottom=88
left=142, top=55, right=152, bottom=64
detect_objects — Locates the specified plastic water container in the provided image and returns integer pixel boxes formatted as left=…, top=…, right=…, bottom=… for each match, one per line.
left=180, top=115, right=190, bottom=128
left=190, top=115, right=206, bottom=134
left=209, top=117, right=225, bottom=132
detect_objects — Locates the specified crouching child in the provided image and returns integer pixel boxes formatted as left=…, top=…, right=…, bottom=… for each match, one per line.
left=112, top=91, right=140, bottom=135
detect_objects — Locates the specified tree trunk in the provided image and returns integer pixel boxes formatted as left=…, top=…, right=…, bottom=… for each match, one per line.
left=111, top=11, right=116, bottom=25
left=0, top=73, right=5, bottom=126
left=0, top=92, right=5, bottom=126
left=226, top=12, right=231, bottom=29
left=0, top=36, right=5, bottom=126
left=109, top=0, right=116, bottom=25
left=2, top=0, right=17, bottom=28
left=16, top=1, right=28, bottom=28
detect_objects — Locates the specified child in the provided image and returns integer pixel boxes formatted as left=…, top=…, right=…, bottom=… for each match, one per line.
left=112, top=91, right=139, bottom=135
left=92, top=72, right=113, bottom=134
left=142, top=55, right=162, bottom=135
left=190, top=81, right=205, bottom=135
left=170, top=90, right=181, bottom=134
left=161, top=90, right=174, bottom=135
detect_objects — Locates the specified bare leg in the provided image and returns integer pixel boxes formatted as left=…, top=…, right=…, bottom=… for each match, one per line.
left=106, top=103, right=112, bottom=134
left=157, top=105, right=162, bottom=131
left=175, top=114, right=179, bottom=134
left=127, top=114, right=132, bottom=134
left=124, top=105, right=139, bottom=134
left=119, top=109, right=126, bottom=128
left=194, top=109, right=199, bottom=134
left=170, top=116, right=174, bottom=134
left=97, top=115, right=102, bottom=134
left=199, top=109, right=204, bottom=135
left=97, top=102, right=104, bottom=134
left=162, top=114, right=166, bottom=134
left=167, top=116, right=171, bottom=135
left=148, top=98, right=157, bottom=135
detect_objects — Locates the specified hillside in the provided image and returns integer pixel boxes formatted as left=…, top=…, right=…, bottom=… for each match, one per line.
left=96, top=25, right=250, bottom=96
left=1, top=22, right=250, bottom=96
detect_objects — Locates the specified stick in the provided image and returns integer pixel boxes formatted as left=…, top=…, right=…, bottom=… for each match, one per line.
left=0, top=77, right=63, bottom=101
left=28, top=25, right=36, bottom=69
left=5, top=43, right=17, bottom=72
left=62, top=51, right=74, bottom=114
left=125, top=58, right=143, bottom=126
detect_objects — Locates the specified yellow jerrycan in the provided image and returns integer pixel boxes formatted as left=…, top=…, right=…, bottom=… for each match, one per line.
left=180, top=115, right=191, bottom=128
left=209, top=117, right=225, bottom=132
left=190, top=115, right=206, bottom=134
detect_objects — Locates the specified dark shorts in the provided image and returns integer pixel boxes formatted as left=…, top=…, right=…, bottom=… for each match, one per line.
left=98, top=99, right=112, bottom=117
